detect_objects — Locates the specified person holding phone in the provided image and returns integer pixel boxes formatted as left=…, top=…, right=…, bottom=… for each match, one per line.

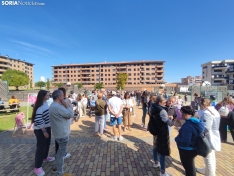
left=49, top=90, right=74, bottom=175
left=32, top=90, right=54, bottom=176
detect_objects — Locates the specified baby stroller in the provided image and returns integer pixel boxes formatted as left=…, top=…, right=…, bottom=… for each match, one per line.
left=72, top=101, right=80, bottom=122
left=89, top=101, right=96, bottom=117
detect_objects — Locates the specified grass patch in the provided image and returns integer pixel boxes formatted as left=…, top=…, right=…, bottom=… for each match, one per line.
left=0, top=106, right=32, bottom=132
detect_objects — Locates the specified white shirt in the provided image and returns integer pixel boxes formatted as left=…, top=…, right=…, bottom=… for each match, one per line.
left=108, top=96, right=123, bottom=117
left=122, top=99, right=134, bottom=112
left=200, top=106, right=221, bottom=151
left=81, top=97, right=88, bottom=105
left=72, top=93, right=77, bottom=101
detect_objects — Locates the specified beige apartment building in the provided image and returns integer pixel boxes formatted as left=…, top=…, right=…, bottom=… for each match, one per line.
left=202, top=60, right=234, bottom=90
left=52, top=60, right=165, bottom=88
left=0, top=55, right=34, bottom=86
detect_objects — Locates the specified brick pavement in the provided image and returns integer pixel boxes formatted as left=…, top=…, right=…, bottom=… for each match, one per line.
left=0, top=106, right=234, bottom=176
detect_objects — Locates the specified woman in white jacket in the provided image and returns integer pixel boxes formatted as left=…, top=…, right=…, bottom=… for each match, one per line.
left=196, top=98, right=221, bottom=176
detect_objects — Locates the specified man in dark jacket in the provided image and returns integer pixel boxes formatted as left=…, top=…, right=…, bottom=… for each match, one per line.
left=165, top=96, right=177, bottom=135
left=136, top=90, right=141, bottom=107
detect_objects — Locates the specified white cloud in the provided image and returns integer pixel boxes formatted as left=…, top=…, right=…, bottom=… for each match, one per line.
left=11, top=39, right=52, bottom=54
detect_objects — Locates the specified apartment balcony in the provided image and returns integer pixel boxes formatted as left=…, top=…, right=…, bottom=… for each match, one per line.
left=81, top=70, right=91, bottom=73
left=0, top=58, right=9, bottom=63
left=156, top=69, right=164, bottom=73
left=156, top=65, right=164, bottom=68
left=225, top=70, right=234, bottom=74
left=156, top=74, right=163, bottom=78
left=116, top=69, right=127, bottom=73
left=212, top=65, right=226, bottom=70
left=212, top=72, right=223, bottom=75
left=156, top=80, right=164, bottom=83
left=0, top=63, right=10, bottom=68
left=0, top=68, right=8, bottom=72
left=80, top=67, right=91, bottom=70
left=212, top=75, right=228, bottom=80
left=228, top=81, right=234, bottom=85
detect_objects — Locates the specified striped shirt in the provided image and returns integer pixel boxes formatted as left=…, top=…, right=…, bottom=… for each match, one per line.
left=33, top=102, right=50, bottom=129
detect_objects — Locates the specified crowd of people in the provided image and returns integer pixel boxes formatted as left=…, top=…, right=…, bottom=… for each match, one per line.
left=30, top=88, right=234, bottom=176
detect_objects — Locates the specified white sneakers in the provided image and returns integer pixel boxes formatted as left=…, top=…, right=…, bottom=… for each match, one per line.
left=64, top=153, right=71, bottom=159
left=119, top=136, right=124, bottom=141
left=153, top=162, right=160, bottom=168
left=113, top=136, right=118, bottom=141
left=112, top=136, right=124, bottom=141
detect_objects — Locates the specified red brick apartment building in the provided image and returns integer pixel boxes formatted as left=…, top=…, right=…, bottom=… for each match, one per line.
left=51, top=60, right=173, bottom=91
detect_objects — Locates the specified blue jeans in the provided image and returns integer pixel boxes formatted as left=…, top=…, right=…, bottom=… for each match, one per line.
left=142, top=106, right=148, bottom=125
left=168, top=126, right=171, bottom=135
left=137, top=99, right=140, bottom=106
left=55, top=136, right=69, bottom=176
left=153, top=148, right=165, bottom=172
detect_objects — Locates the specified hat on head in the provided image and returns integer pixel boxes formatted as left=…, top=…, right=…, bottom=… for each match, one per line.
left=112, top=91, right=117, bottom=95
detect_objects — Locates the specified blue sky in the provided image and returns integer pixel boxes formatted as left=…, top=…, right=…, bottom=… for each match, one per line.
left=0, top=0, right=234, bottom=83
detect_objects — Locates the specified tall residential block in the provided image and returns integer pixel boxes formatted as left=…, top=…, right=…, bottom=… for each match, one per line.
left=201, top=60, right=234, bottom=90
left=52, top=60, right=165, bottom=86
left=0, top=55, right=34, bottom=85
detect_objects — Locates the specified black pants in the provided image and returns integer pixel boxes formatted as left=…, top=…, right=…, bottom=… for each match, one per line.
left=225, top=112, right=234, bottom=141
left=219, top=117, right=234, bottom=142
left=178, top=148, right=197, bottom=176
left=34, top=127, right=51, bottom=168
left=55, top=140, right=59, bottom=154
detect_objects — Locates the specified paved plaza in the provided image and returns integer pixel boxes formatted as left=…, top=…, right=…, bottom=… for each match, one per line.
left=0, top=106, right=234, bottom=176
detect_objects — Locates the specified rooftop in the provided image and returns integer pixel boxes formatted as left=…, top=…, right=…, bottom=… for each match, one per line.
left=51, top=60, right=165, bottom=67
left=0, top=55, right=34, bottom=65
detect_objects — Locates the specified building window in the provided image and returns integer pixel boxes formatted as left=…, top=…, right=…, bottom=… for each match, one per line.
left=128, top=69, right=131, bottom=71
left=113, top=69, right=116, bottom=72
left=146, top=68, right=149, bottom=71
left=113, top=74, right=116, bottom=76
left=152, top=68, right=155, bottom=70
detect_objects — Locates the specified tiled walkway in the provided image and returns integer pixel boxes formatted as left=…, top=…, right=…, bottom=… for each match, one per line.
left=0, top=106, right=234, bottom=176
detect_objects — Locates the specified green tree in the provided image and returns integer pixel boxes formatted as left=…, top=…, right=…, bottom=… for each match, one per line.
left=54, top=83, right=63, bottom=88
left=74, top=82, right=83, bottom=89
left=94, top=82, right=104, bottom=90
left=46, top=78, right=50, bottom=90
left=35, top=81, right=46, bottom=89
left=2, top=69, right=29, bottom=90
left=116, top=73, right=128, bottom=91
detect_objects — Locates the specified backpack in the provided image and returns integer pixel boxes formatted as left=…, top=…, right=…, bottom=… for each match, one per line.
left=148, top=115, right=158, bottom=135
left=218, top=106, right=229, bottom=116
left=148, top=105, right=163, bottom=136
left=195, top=128, right=211, bottom=157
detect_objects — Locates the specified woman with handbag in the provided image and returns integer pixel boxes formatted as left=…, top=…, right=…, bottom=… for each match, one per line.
left=215, top=96, right=234, bottom=142
left=196, top=98, right=221, bottom=176
left=175, top=106, right=204, bottom=176
left=122, top=92, right=134, bottom=131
